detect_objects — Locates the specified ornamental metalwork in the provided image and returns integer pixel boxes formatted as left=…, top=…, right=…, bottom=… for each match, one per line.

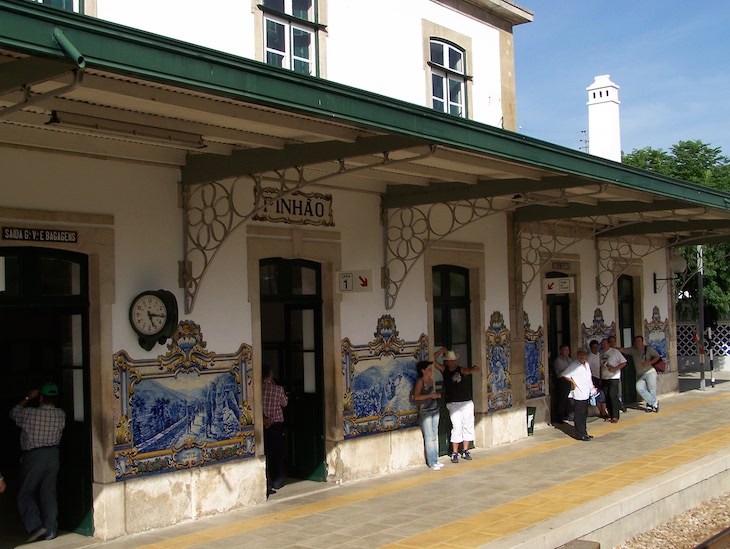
left=182, top=146, right=436, bottom=313
left=383, top=186, right=579, bottom=309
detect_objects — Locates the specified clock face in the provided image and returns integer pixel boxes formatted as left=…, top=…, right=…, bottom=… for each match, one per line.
left=131, top=293, right=168, bottom=336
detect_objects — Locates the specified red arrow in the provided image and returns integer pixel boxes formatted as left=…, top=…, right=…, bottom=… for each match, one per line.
left=547, top=282, right=554, bottom=290
left=359, top=276, right=368, bottom=287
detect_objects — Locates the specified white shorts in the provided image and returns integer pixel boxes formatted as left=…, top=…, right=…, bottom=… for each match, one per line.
left=446, top=400, right=475, bottom=443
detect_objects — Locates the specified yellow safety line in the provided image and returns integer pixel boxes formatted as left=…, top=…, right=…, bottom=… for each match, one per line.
left=136, top=391, right=730, bottom=549
left=384, top=393, right=730, bottom=548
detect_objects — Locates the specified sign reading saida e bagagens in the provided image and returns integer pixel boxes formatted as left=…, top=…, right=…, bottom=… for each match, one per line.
left=3, top=226, right=78, bottom=243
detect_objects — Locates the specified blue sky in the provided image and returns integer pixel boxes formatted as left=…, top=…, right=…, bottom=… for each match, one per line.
left=514, top=1, right=730, bottom=158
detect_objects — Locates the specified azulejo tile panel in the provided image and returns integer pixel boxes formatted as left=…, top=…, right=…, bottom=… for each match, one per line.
left=524, top=312, right=545, bottom=399
left=580, top=308, right=615, bottom=348
left=645, top=306, right=669, bottom=370
left=486, top=311, right=512, bottom=411
left=341, top=315, right=428, bottom=438
left=113, top=320, right=254, bottom=480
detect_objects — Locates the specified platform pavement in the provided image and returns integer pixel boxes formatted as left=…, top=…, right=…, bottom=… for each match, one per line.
left=9, top=370, right=730, bottom=549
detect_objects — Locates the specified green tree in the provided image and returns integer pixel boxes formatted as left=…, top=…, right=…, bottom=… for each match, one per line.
left=623, top=141, right=730, bottom=318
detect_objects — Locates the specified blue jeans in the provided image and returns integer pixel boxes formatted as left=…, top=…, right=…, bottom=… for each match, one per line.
left=636, top=368, right=658, bottom=408
left=420, top=410, right=440, bottom=467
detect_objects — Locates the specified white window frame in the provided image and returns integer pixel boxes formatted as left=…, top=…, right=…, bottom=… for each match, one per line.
left=262, top=1, right=317, bottom=76
left=31, top=0, right=83, bottom=12
left=429, top=39, right=467, bottom=118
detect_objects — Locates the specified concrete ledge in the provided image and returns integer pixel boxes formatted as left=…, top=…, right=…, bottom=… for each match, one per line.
left=482, top=446, right=730, bottom=549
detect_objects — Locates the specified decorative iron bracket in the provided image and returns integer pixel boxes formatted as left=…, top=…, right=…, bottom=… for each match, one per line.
left=182, top=146, right=436, bottom=313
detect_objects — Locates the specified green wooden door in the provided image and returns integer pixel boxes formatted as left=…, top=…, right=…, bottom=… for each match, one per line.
left=260, top=259, right=325, bottom=482
left=0, top=248, right=93, bottom=537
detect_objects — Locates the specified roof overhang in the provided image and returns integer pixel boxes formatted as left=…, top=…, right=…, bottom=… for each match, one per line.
left=1, top=0, right=730, bottom=247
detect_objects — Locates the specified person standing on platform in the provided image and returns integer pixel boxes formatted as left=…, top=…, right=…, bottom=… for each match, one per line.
left=563, top=347, right=596, bottom=441
left=588, top=339, right=608, bottom=419
left=262, top=365, right=288, bottom=496
left=412, top=361, right=443, bottom=470
left=10, top=383, right=66, bottom=542
left=434, top=347, right=480, bottom=464
left=601, top=339, right=626, bottom=423
left=621, top=335, right=661, bottom=413
left=608, top=335, right=628, bottom=412
left=553, top=344, right=573, bottom=423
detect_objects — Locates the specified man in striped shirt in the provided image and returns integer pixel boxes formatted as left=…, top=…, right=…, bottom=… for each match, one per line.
left=10, top=382, right=66, bottom=542
left=262, top=365, right=288, bottom=496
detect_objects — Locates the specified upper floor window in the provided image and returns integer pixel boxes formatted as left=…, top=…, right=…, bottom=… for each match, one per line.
left=429, top=39, right=466, bottom=117
left=29, top=0, right=83, bottom=13
left=261, top=0, right=317, bottom=76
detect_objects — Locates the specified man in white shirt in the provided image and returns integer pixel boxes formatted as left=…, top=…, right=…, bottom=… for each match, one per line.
left=621, top=335, right=660, bottom=413
left=587, top=340, right=608, bottom=419
left=563, top=347, right=595, bottom=441
left=601, top=338, right=626, bottom=423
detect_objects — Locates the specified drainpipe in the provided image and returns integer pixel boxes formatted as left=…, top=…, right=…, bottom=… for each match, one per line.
left=0, top=27, right=85, bottom=119
left=53, top=26, right=86, bottom=69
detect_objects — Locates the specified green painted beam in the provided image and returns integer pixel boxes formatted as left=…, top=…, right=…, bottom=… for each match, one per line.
left=182, top=135, right=427, bottom=185
left=0, top=56, right=73, bottom=94
left=382, top=176, right=587, bottom=209
left=514, top=199, right=690, bottom=223
left=600, top=220, right=730, bottom=238
left=2, top=1, right=730, bottom=213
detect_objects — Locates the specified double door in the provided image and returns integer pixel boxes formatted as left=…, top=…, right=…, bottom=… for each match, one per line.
left=0, top=247, right=93, bottom=537
left=260, top=259, right=326, bottom=481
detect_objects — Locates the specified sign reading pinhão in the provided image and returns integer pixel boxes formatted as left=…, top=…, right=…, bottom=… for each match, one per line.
left=253, top=188, right=334, bottom=226
left=3, top=227, right=78, bottom=243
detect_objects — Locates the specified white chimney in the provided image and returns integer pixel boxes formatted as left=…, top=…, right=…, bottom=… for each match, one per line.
left=586, top=75, right=621, bottom=162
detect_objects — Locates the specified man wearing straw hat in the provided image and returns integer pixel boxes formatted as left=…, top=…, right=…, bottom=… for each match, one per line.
left=434, top=347, right=480, bottom=463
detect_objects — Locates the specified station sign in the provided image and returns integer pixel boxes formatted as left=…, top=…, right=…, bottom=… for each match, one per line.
left=543, top=277, right=574, bottom=294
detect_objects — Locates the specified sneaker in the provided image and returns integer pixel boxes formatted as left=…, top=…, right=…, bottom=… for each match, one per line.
left=645, top=405, right=653, bottom=413
left=654, top=403, right=659, bottom=413
left=27, top=527, right=47, bottom=543
left=461, top=450, right=472, bottom=461
left=44, top=530, right=57, bottom=541
left=430, top=464, right=442, bottom=470
left=450, top=452, right=459, bottom=463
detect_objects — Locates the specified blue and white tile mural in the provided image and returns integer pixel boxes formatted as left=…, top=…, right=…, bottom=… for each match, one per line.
left=581, top=308, right=615, bottom=348
left=341, top=315, right=428, bottom=438
left=524, top=312, right=545, bottom=399
left=645, top=306, right=669, bottom=368
left=486, top=311, right=512, bottom=411
left=114, top=320, right=254, bottom=480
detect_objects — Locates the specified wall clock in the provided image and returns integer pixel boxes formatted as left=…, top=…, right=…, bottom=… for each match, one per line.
left=129, top=289, right=179, bottom=351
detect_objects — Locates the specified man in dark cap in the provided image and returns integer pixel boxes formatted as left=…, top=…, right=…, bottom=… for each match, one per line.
left=10, top=382, right=66, bottom=542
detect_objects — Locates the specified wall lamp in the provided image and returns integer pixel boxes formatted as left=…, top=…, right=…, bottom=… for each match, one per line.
left=46, top=111, right=205, bottom=150
left=653, top=253, right=688, bottom=293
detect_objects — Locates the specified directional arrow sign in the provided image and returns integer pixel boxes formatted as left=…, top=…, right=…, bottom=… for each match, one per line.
left=543, top=277, right=574, bottom=294
left=336, top=270, right=373, bottom=293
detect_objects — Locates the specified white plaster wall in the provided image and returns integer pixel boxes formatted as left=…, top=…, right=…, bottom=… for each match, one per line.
left=95, top=0, right=254, bottom=59
left=477, top=215, right=511, bottom=323
left=575, top=238, right=599, bottom=325
left=327, top=0, right=503, bottom=125
left=0, top=148, right=182, bottom=357
left=642, top=248, right=670, bottom=321
left=191, top=225, right=253, bottom=351
left=93, top=0, right=504, bottom=127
